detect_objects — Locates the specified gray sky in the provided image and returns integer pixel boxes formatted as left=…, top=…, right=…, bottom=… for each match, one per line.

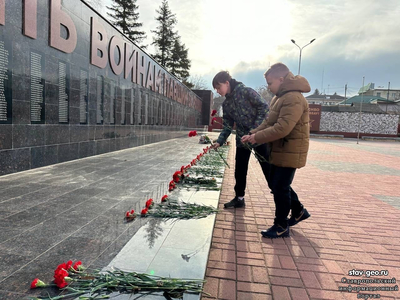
left=97, top=0, right=400, bottom=97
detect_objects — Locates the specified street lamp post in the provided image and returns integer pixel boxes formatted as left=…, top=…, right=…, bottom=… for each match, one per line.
left=291, top=38, right=316, bottom=75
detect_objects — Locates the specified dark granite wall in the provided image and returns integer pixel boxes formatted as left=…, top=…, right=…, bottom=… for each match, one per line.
left=0, top=0, right=205, bottom=176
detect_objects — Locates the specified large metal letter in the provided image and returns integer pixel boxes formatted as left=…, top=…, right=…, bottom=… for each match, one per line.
left=90, top=17, right=108, bottom=69
left=137, top=51, right=146, bottom=87
left=0, top=0, right=4, bottom=25
left=146, top=62, right=155, bottom=91
left=109, top=36, right=124, bottom=75
left=23, top=0, right=37, bottom=39
left=155, top=68, right=164, bottom=94
left=50, top=0, right=77, bottom=53
left=124, top=43, right=138, bottom=83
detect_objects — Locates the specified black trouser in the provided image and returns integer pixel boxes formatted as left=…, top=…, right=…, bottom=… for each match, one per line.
left=269, top=165, right=303, bottom=228
left=234, top=144, right=270, bottom=197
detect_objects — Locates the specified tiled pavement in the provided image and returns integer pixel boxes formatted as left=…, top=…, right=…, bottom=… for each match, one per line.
left=202, top=138, right=400, bottom=300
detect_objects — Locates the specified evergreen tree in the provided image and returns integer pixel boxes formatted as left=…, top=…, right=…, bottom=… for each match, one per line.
left=107, top=0, right=147, bottom=47
left=313, top=88, right=320, bottom=95
left=168, top=37, right=191, bottom=82
left=151, top=0, right=177, bottom=67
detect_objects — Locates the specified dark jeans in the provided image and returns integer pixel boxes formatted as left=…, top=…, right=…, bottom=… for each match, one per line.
left=234, top=144, right=270, bottom=197
left=269, top=165, right=303, bottom=228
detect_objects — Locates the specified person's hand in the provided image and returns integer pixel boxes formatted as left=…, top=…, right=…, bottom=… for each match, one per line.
left=242, top=134, right=257, bottom=144
left=241, top=135, right=250, bottom=143
left=211, top=142, right=221, bottom=149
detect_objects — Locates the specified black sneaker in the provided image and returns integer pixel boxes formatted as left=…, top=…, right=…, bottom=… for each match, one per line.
left=224, top=197, right=245, bottom=208
left=288, top=208, right=310, bottom=226
left=261, top=224, right=290, bottom=238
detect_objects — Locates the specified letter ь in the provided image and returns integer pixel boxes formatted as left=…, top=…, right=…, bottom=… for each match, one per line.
left=49, top=0, right=77, bottom=53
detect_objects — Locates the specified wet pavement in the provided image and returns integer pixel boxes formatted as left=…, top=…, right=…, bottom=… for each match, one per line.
left=202, top=138, right=400, bottom=300
left=0, top=133, right=221, bottom=299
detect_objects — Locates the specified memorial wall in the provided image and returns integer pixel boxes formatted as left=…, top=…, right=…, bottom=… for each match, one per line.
left=0, top=0, right=206, bottom=176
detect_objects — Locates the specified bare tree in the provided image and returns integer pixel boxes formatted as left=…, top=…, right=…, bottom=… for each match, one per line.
left=256, top=85, right=274, bottom=105
left=188, top=75, right=208, bottom=90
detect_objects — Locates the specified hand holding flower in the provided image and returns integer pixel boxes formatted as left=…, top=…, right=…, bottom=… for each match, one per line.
left=241, top=134, right=256, bottom=144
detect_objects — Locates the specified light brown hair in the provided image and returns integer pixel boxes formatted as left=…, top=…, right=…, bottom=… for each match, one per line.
left=264, top=63, right=290, bottom=78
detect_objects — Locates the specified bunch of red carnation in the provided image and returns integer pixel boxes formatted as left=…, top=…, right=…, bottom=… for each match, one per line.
left=173, top=171, right=183, bottom=183
left=211, top=109, right=217, bottom=116
left=141, top=207, right=148, bottom=216
left=188, top=130, right=197, bottom=137
left=169, top=180, right=176, bottom=191
left=125, top=209, right=135, bottom=219
left=145, top=198, right=153, bottom=209
left=31, top=260, right=84, bottom=290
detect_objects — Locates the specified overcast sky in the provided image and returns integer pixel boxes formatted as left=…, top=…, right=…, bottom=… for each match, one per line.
left=95, top=0, right=400, bottom=97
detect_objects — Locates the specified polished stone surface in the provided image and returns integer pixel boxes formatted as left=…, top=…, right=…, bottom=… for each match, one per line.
left=0, top=0, right=207, bottom=176
left=0, top=133, right=224, bottom=299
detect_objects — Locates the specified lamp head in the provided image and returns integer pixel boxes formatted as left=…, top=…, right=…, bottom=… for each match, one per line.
left=291, top=39, right=296, bottom=44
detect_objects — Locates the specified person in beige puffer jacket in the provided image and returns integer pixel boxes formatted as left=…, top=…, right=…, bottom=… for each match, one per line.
left=242, top=63, right=311, bottom=238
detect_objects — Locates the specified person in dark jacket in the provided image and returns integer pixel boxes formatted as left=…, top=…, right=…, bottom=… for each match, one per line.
left=212, top=71, right=270, bottom=208
left=242, top=63, right=311, bottom=238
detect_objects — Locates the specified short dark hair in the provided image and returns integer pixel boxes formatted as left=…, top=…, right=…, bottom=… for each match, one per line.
left=264, top=63, right=290, bottom=79
left=212, top=71, right=232, bottom=88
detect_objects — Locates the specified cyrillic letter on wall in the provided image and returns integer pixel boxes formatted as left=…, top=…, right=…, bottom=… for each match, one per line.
left=23, top=0, right=37, bottom=39
left=109, top=36, right=124, bottom=75
left=49, top=0, right=77, bottom=53
left=0, top=0, right=4, bottom=25
left=90, top=17, right=108, bottom=69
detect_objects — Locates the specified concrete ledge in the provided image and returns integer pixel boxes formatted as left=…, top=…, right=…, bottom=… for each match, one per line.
left=361, top=136, right=400, bottom=142
left=311, top=133, right=344, bottom=139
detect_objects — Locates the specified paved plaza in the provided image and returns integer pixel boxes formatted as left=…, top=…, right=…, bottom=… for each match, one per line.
left=202, top=138, right=400, bottom=300
left=0, top=136, right=399, bottom=300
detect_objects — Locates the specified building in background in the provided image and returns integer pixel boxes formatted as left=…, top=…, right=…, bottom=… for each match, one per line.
left=358, top=82, right=400, bottom=101
left=306, top=94, right=345, bottom=106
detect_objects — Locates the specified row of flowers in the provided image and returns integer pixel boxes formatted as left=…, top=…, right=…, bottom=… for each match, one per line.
left=31, top=260, right=207, bottom=299
left=125, top=145, right=212, bottom=220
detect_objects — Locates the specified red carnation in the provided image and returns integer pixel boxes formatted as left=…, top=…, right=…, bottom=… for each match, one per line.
left=72, top=261, right=82, bottom=271
left=54, top=268, right=70, bottom=288
left=130, top=209, right=135, bottom=214
left=180, top=165, right=185, bottom=173
left=55, top=262, right=67, bottom=273
left=30, top=278, right=47, bottom=289
left=146, top=198, right=153, bottom=208
left=161, top=195, right=168, bottom=202
left=125, top=211, right=131, bottom=217
left=65, top=260, right=73, bottom=271
left=169, top=180, right=176, bottom=191
left=141, top=208, right=148, bottom=216
left=211, top=109, right=217, bottom=116
left=188, top=130, right=197, bottom=137
left=173, top=171, right=182, bottom=183
left=211, top=117, right=217, bottom=125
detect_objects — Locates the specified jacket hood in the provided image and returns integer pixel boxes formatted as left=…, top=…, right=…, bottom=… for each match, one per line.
left=276, top=72, right=311, bottom=97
